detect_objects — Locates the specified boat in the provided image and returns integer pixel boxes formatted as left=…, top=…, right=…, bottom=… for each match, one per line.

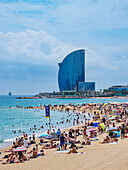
left=8, top=92, right=12, bottom=96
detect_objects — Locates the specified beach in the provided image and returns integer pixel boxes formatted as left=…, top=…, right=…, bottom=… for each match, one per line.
left=1, top=97, right=128, bottom=169
left=1, top=124, right=128, bottom=170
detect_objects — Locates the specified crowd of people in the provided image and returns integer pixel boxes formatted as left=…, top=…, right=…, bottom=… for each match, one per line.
left=1, top=102, right=128, bottom=165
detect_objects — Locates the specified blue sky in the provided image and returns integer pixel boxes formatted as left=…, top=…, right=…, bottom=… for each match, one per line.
left=0, top=0, right=128, bottom=95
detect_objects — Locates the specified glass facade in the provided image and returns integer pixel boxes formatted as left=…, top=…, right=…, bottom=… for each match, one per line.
left=78, top=82, right=95, bottom=92
left=58, top=49, right=85, bottom=92
left=108, top=86, right=128, bottom=95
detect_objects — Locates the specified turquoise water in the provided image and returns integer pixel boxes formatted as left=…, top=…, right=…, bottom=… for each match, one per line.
left=0, top=95, right=128, bottom=148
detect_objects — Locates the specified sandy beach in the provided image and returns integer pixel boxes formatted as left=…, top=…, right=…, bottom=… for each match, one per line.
left=1, top=103, right=128, bottom=170
left=1, top=127, right=128, bottom=170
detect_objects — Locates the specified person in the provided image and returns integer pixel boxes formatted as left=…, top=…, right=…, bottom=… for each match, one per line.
left=81, top=137, right=91, bottom=145
left=102, top=117, right=106, bottom=124
left=6, top=152, right=16, bottom=163
left=33, top=131, right=35, bottom=142
left=83, top=126, right=87, bottom=138
left=76, top=119, right=79, bottom=125
left=25, top=134, right=28, bottom=140
left=90, top=122, right=94, bottom=126
left=85, top=137, right=91, bottom=145
left=29, top=137, right=34, bottom=144
left=100, top=136, right=110, bottom=144
left=23, top=137, right=29, bottom=148
left=109, top=131, right=114, bottom=138
left=18, top=151, right=27, bottom=162
left=64, top=133, right=68, bottom=150
left=121, top=124, right=125, bottom=139
left=69, top=129, right=72, bottom=138
left=59, top=133, right=65, bottom=150
left=29, top=148, right=37, bottom=158
left=112, top=136, right=118, bottom=142
left=57, top=129, right=61, bottom=141
left=40, top=137, right=44, bottom=145
left=18, top=151, right=23, bottom=161
left=67, top=142, right=78, bottom=154
left=15, top=138, right=19, bottom=148
left=35, top=144, right=39, bottom=153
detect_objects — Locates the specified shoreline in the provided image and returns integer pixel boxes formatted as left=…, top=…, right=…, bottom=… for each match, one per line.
left=0, top=121, right=85, bottom=150
left=0, top=106, right=88, bottom=149
left=16, top=96, right=128, bottom=99
left=0, top=121, right=85, bottom=152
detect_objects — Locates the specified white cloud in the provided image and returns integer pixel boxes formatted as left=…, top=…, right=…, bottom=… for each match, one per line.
left=0, top=29, right=75, bottom=65
left=0, top=29, right=128, bottom=73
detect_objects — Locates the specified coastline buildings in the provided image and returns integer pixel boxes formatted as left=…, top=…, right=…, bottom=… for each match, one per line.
left=58, top=49, right=95, bottom=93
left=104, top=85, right=128, bottom=96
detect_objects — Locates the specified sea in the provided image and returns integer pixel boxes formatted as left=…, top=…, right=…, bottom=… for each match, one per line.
left=0, top=95, right=128, bottom=148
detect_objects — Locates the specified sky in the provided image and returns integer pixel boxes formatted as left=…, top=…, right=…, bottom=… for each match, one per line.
left=0, top=0, right=128, bottom=95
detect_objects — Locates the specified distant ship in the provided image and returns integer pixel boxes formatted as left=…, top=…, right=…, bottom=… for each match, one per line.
left=8, top=92, right=12, bottom=96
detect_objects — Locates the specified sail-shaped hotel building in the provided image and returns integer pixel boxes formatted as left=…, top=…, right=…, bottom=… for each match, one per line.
left=58, top=49, right=95, bottom=92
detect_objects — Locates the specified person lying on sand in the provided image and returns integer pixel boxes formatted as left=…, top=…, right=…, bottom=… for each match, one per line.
left=18, top=151, right=27, bottom=162
left=42, top=143, right=59, bottom=149
left=81, top=137, right=91, bottom=145
left=100, top=136, right=111, bottom=144
left=40, top=137, right=44, bottom=145
left=111, top=136, right=118, bottom=142
left=29, top=148, right=37, bottom=158
left=67, top=142, right=78, bottom=154
left=6, top=152, right=17, bottom=163
left=67, top=147, right=78, bottom=154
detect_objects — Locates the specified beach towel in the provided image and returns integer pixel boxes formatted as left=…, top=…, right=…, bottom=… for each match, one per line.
left=71, top=152, right=85, bottom=155
left=103, top=142, right=118, bottom=145
left=109, top=142, right=118, bottom=144
left=54, top=150, right=69, bottom=153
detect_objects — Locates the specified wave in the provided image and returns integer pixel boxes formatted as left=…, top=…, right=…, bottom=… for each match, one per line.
left=4, top=138, right=14, bottom=142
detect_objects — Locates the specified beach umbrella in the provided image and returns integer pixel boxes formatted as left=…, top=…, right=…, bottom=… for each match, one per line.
left=43, top=135, right=53, bottom=139
left=103, top=115, right=108, bottom=117
left=87, top=126, right=94, bottom=129
left=108, top=117, right=116, bottom=120
left=107, top=127, right=117, bottom=132
left=113, top=131, right=120, bottom=137
left=13, top=147, right=28, bottom=152
left=75, top=112, right=80, bottom=115
left=89, top=128, right=97, bottom=132
left=38, top=134, right=48, bottom=138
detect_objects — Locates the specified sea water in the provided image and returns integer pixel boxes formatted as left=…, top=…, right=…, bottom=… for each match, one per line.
left=0, top=95, right=128, bottom=148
